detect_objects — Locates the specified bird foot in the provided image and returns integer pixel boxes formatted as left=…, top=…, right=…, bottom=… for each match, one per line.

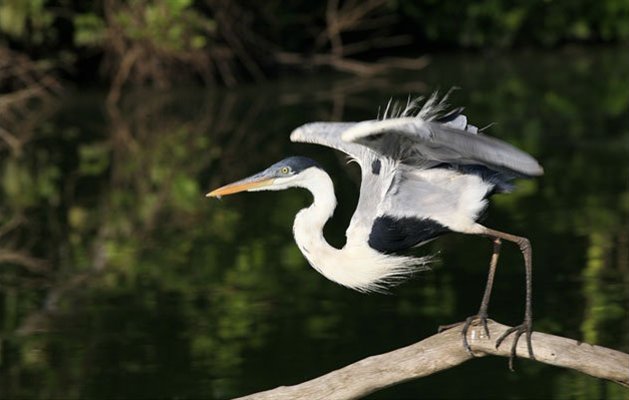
left=495, top=318, right=535, bottom=371
left=438, top=313, right=490, bottom=356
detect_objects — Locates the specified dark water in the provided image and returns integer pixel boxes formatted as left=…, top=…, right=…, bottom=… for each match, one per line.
left=1, top=47, right=628, bottom=399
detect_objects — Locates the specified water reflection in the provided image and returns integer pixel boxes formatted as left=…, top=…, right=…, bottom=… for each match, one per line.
left=0, top=47, right=628, bottom=399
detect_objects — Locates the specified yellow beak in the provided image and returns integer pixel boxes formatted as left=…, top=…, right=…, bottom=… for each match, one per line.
left=206, top=177, right=275, bottom=198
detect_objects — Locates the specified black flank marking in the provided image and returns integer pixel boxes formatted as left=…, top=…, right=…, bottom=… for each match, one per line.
left=368, top=216, right=450, bottom=253
left=372, top=159, right=381, bottom=175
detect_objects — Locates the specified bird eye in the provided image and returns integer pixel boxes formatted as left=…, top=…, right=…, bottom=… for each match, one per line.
left=280, top=167, right=290, bottom=174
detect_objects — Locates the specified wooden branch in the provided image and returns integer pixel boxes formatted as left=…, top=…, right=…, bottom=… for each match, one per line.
left=234, top=320, right=629, bottom=400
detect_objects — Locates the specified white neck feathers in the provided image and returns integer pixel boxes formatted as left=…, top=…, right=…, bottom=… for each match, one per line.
left=292, top=168, right=423, bottom=292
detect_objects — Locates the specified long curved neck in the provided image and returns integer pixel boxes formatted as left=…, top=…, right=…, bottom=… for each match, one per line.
left=293, top=168, right=339, bottom=274
left=291, top=167, right=419, bottom=292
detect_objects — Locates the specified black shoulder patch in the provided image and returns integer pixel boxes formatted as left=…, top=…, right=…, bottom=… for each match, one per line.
left=371, top=159, right=381, bottom=175
left=368, top=216, right=450, bottom=253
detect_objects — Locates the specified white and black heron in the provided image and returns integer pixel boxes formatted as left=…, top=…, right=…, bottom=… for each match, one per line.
left=207, top=94, right=543, bottom=368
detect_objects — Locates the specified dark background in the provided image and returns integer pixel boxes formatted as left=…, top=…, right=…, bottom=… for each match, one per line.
left=1, top=1, right=628, bottom=399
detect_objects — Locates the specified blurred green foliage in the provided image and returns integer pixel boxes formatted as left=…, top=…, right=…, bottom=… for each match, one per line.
left=108, top=0, right=215, bottom=52
left=0, top=0, right=54, bottom=45
left=1, top=0, right=628, bottom=86
left=395, top=0, right=629, bottom=47
left=74, top=13, right=106, bottom=47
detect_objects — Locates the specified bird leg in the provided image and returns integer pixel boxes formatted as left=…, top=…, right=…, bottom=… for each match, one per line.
left=481, top=227, right=535, bottom=371
left=438, top=238, right=502, bottom=354
left=438, top=228, right=534, bottom=370
left=466, top=237, right=502, bottom=340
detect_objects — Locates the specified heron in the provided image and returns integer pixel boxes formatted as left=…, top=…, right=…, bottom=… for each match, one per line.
left=207, top=94, right=543, bottom=368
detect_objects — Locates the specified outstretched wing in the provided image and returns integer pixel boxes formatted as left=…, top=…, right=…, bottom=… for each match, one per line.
left=290, top=105, right=542, bottom=178
left=288, top=115, right=479, bottom=169
left=289, top=98, right=543, bottom=250
left=340, top=117, right=543, bottom=177
left=290, top=122, right=374, bottom=168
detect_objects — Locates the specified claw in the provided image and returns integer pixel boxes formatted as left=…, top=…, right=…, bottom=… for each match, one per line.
left=437, top=321, right=463, bottom=333
left=481, top=318, right=490, bottom=339
left=495, top=321, right=534, bottom=370
left=495, top=326, right=518, bottom=349
left=461, top=316, right=476, bottom=355
left=441, top=314, right=490, bottom=357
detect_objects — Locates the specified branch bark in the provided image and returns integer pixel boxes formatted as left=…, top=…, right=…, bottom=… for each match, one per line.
left=234, top=320, right=629, bottom=400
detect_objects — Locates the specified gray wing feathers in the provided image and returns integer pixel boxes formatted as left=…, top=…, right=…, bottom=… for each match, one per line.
left=443, top=114, right=478, bottom=133
left=341, top=118, right=543, bottom=177
left=290, top=122, right=373, bottom=167
left=290, top=112, right=543, bottom=177
left=425, top=122, right=543, bottom=176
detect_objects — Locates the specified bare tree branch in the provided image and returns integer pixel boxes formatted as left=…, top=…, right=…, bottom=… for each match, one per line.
left=234, top=319, right=629, bottom=400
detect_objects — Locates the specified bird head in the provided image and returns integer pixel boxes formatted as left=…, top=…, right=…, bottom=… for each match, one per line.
left=206, top=156, right=322, bottom=198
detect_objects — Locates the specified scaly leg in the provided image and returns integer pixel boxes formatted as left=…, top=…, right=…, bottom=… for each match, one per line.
left=439, top=238, right=502, bottom=354
left=464, top=238, right=502, bottom=343
left=481, top=227, right=535, bottom=370
left=439, top=227, right=535, bottom=370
